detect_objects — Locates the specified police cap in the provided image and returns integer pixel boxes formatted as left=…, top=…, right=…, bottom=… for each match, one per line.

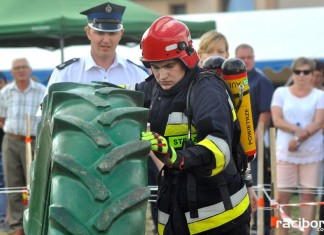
left=80, top=2, right=126, bottom=32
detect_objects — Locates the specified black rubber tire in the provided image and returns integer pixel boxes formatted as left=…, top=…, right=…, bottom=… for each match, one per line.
left=24, top=82, right=151, bottom=235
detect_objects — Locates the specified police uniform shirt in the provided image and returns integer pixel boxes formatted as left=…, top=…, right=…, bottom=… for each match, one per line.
left=47, top=51, right=148, bottom=91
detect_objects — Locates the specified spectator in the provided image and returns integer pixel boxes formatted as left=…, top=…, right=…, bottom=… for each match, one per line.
left=0, top=72, right=7, bottom=89
left=271, top=57, right=324, bottom=235
left=197, top=30, right=229, bottom=65
left=138, top=16, right=251, bottom=234
left=313, top=59, right=324, bottom=235
left=310, top=59, right=324, bottom=90
left=235, top=44, right=274, bottom=141
left=0, top=58, right=46, bottom=235
left=0, top=72, right=7, bottom=231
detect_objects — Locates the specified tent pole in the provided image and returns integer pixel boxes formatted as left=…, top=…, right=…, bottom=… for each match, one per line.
left=59, top=36, right=64, bottom=63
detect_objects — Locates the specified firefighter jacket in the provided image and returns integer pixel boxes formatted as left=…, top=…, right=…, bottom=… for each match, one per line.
left=136, top=65, right=251, bottom=235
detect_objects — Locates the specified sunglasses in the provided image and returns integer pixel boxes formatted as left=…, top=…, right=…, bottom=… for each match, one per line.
left=293, top=69, right=311, bottom=75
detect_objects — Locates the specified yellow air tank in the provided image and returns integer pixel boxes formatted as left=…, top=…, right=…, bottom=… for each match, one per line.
left=221, top=58, right=256, bottom=161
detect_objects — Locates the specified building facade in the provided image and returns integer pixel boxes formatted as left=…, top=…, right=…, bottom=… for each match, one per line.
left=133, top=0, right=324, bottom=14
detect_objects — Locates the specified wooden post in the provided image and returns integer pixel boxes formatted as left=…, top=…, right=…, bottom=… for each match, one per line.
left=26, top=114, right=32, bottom=188
left=257, top=122, right=264, bottom=235
left=270, top=127, right=279, bottom=235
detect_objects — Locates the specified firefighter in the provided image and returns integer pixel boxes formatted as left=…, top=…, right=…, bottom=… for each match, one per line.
left=138, top=16, right=251, bottom=234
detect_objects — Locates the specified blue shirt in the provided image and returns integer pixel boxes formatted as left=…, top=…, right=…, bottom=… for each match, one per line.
left=247, top=68, right=274, bottom=128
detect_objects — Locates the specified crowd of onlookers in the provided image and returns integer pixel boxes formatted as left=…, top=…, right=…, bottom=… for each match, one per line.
left=197, top=29, right=324, bottom=235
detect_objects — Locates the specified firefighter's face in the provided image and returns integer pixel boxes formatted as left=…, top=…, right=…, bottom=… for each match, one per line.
left=150, top=60, right=186, bottom=90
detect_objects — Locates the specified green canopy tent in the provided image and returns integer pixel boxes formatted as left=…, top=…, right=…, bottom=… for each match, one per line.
left=0, top=0, right=215, bottom=62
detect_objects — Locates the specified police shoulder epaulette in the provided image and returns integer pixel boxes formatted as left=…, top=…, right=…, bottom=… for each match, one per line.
left=56, top=58, right=80, bottom=70
left=126, top=59, right=148, bottom=74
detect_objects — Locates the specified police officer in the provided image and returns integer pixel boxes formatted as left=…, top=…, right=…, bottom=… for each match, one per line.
left=44, top=2, right=156, bottom=233
left=46, top=2, right=148, bottom=90
left=138, top=16, right=251, bottom=234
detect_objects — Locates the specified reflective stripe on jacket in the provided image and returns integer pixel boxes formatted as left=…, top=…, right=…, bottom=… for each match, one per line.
left=197, top=135, right=231, bottom=176
left=158, top=185, right=249, bottom=234
left=164, top=112, right=197, bottom=148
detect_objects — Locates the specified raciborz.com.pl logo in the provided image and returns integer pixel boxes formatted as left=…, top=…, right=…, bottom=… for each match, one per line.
left=277, top=218, right=324, bottom=231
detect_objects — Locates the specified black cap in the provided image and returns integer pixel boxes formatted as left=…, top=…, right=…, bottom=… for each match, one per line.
left=80, top=2, right=126, bottom=32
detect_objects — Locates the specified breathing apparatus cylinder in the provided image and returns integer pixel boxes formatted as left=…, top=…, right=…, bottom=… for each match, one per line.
left=221, top=58, right=256, bottom=161
left=202, top=56, right=225, bottom=76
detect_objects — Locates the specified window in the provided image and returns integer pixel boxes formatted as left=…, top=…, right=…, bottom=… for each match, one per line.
left=170, top=4, right=186, bottom=14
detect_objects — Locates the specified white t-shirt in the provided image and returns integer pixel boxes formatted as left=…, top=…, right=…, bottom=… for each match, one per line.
left=271, top=86, right=324, bottom=164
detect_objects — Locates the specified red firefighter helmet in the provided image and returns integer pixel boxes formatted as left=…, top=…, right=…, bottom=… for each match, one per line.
left=140, top=16, right=199, bottom=68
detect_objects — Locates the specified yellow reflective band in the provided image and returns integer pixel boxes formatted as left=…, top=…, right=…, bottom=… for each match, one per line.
left=197, top=139, right=226, bottom=176
left=188, top=192, right=250, bottom=234
left=168, top=134, right=197, bottom=149
left=157, top=209, right=169, bottom=234
left=157, top=186, right=249, bottom=235
left=185, top=186, right=247, bottom=223
left=232, top=108, right=237, bottom=121
left=226, top=90, right=237, bottom=121
left=164, top=124, right=196, bottom=136
left=158, top=223, right=166, bottom=235
left=169, top=147, right=178, bottom=163
left=124, top=84, right=136, bottom=90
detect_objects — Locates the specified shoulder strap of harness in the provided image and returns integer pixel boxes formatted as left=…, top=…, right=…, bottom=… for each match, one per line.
left=56, top=58, right=80, bottom=70
left=184, top=71, right=236, bottom=146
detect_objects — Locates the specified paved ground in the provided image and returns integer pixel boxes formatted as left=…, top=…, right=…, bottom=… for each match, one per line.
left=145, top=202, right=156, bottom=235
left=0, top=203, right=156, bottom=235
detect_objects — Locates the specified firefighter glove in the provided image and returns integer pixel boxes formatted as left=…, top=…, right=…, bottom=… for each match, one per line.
left=141, top=132, right=184, bottom=168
